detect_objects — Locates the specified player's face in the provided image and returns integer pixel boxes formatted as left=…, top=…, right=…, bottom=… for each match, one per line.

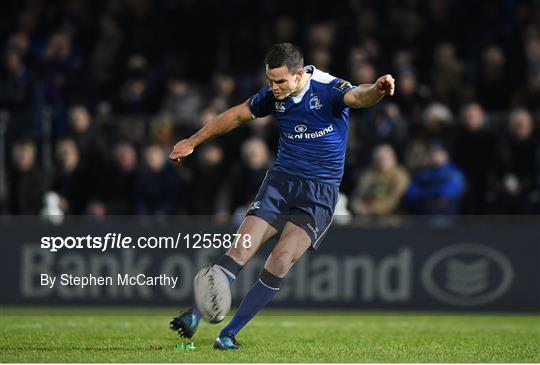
left=266, top=66, right=302, bottom=100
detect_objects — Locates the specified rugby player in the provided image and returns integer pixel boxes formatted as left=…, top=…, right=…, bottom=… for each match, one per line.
left=169, top=43, right=395, bottom=350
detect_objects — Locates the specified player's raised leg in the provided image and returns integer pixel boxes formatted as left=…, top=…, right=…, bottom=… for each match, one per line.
left=214, top=222, right=310, bottom=350
left=170, top=215, right=277, bottom=338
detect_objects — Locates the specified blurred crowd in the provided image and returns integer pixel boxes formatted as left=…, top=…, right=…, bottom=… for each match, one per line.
left=1, top=0, right=539, bottom=220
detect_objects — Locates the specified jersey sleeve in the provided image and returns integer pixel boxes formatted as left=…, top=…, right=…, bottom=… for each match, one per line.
left=248, top=86, right=274, bottom=118
left=330, top=78, right=356, bottom=112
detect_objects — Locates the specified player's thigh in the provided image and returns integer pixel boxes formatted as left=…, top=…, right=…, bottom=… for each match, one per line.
left=225, top=215, right=278, bottom=265
left=264, top=221, right=311, bottom=277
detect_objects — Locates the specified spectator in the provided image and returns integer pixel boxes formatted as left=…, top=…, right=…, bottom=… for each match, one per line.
left=246, top=115, right=280, bottom=155
left=405, top=102, right=455, bottom=171
left=515, top=37, right=540, bottom=114
left=210, top=72, right=238, bottom=112
left=100, top=141, right=138, bottom=215
left=149, top=113, right=176, bottom=147
left=273, top=15, right=298, bottom=44
left=161, top=78, right=203, bottom=131
left=51, top=138, right=92, bottom=214
left=353, top=102, right=408, bottom=169
left=431, top=42, right=471, bottom=110
left=0, top=48, right=32, bottom=119
left=0, top=43, right=33, bottom=136
left=404, top=143, right=466, bottom=215
left=136, top=144, right=180, bottom=215
left=8, top=139, right=46, bottom=214
left=90, top=14, right=124, bottom=94
left=186, top=143, right=226, bottom=215
left=348, top=47, right=369, bottom=74
left=350, top=144, right=410, bottom=217
left=67, top=104, right=107, bottom=172
left=453, top=102, right=497, bottom=214
left=392, top=67, right=428, bottom=126
left=41, top=28, right=85, bottom=136
left=476, top=45, right=511, bottom=111
left=307, top=23, right=335, bottom=49
left=491, top=108, right=538, bottom=213
left=113, top=55, right=157, bottom=114
left=309, top=47, right=332, bottom=71
left=350, top=62, right=376, bottom=87
left=221, top=137, right=273, bottom=218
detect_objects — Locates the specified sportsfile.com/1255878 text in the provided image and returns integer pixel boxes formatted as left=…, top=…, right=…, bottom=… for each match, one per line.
left=40, top=233, right=252, bottom=252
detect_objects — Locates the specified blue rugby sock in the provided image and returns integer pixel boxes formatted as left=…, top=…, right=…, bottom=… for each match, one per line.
left=193, top=255, right=242, bottom=320
left=220, top=268, right=282, bottom=337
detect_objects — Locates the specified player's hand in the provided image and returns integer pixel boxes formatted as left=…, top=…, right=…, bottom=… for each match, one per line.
left=169, top=139, right=195, bottom=162
left=375, top=74, right=395, bottom=96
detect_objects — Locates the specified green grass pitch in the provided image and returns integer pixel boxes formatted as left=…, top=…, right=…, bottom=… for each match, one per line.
left=1, top=307, right=539, bottom=362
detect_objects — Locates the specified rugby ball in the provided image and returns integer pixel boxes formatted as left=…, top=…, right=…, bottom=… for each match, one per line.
left=193, top=265, right=231, bottom=323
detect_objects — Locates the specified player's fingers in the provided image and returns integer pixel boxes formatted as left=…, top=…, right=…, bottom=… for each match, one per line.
left=170, top=149, right=192, bottom=161
left=385, top=76, right=395, bottom=95
left=378, top=76, right=392, bottom=89
left=169, top=151, right=180, bottom=161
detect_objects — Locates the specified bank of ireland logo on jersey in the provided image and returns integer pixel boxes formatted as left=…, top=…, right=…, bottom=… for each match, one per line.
left=421, top=244, right=514, bottom=306
left=309, top=95, right=323, bottom=110
left=275, top=102, right=286, bottom=112
left=294, top=124, right=307, bottom=133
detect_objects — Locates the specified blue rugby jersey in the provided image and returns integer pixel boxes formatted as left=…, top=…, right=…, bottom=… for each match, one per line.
left=248, top=65, right=355, bottom=185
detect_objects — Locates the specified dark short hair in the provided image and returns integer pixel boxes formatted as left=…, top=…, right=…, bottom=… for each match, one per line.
left=264, top=43, right=304, bottom=74
left=13, top=137, right=35, bottom=148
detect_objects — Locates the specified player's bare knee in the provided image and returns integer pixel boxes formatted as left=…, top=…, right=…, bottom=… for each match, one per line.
left=265, top=251, right=297, bottom=277
left=226, top=246, right=252, bottom=266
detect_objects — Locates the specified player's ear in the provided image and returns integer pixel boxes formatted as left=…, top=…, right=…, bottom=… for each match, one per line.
left=295, top=68, right=304, bottom=81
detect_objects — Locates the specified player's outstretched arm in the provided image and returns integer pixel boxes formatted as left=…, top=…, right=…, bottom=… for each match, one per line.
left=169, top=100, right=254, bottom=161
left=343, top=74, right=395, bottom=109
